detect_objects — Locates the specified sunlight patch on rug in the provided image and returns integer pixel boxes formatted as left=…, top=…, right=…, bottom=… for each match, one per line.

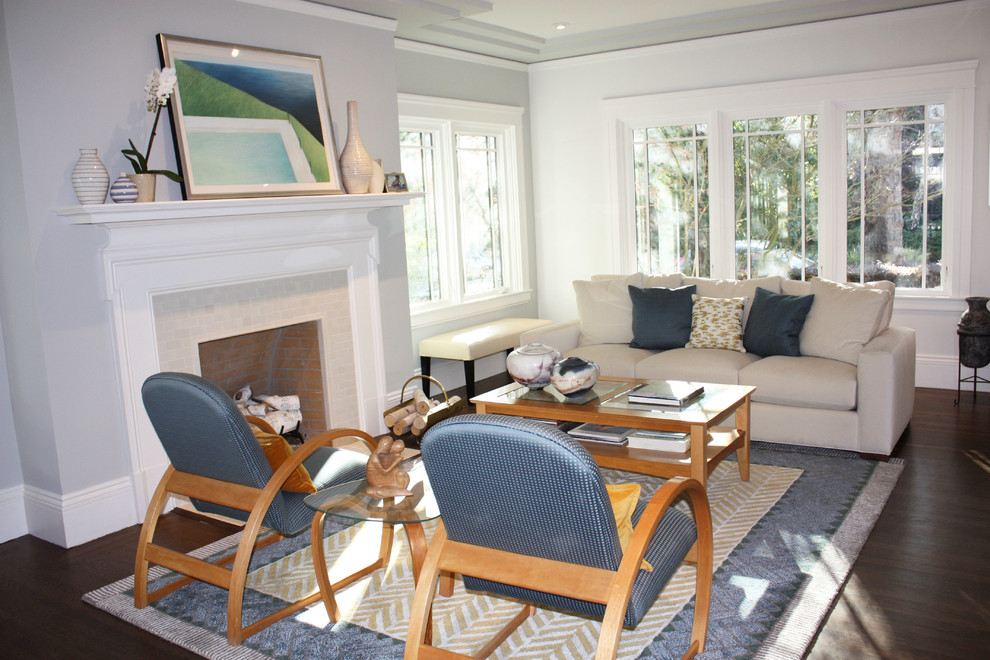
left=246, top=460, right=800, bottom=659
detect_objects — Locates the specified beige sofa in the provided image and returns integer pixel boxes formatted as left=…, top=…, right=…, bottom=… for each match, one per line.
left=520, top=273, right=916, bottom=456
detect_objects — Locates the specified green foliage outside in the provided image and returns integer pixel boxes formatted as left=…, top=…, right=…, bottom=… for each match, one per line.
left=174, top=60, right=329, bottom=182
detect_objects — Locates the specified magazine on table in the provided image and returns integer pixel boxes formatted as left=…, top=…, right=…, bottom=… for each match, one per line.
left=626, top=429, right=690, bottom=452
left=566, top=423, right=634, bottom=444
left=627, top=381, right=705, bottom=406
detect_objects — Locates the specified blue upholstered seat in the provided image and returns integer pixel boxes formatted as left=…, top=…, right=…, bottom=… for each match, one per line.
left=406, top=413, right=713, bottom=659
left=142, top=372, right=367, bottom=536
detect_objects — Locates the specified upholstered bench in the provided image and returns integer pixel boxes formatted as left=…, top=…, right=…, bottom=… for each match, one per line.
left=419, top=318, right=553, bottom=398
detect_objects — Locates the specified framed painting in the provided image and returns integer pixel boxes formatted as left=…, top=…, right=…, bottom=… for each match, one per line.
left=158, top=34, right=344, bottom=199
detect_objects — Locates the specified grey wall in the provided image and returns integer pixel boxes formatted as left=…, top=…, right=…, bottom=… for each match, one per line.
left=395, top=45, right=539, bottom=391
left=0, top=0, right=412, bottom=544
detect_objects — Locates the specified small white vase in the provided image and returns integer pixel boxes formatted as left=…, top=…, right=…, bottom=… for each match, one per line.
left=109, top=172, right=138, bottom=203
left=369, top=159, right=385, bottom=194
left=128, top=173, right=157, bottom=203
left=71, top=148, right=110, bottom=205
left=338, top=101, right=372, bottom=194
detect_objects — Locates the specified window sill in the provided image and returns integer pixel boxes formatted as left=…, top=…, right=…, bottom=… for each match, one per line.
left=410, top=290, right=533, bottom=329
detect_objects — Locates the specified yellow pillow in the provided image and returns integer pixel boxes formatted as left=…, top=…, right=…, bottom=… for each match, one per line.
left=605, top=483, right=653, bottom=572
left=250, top=424, right=317, bottom=494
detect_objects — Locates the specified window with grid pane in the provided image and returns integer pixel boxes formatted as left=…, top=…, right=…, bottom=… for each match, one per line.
left=846, top=105, right=944, bottom=289
left=633, top=124, right=710, bottom=277
left=399, top=95, right=527, bottom=324
left=733, top=115, right=818, bottom=281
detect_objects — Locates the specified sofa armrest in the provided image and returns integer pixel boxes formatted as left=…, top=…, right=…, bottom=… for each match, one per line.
left=519, top=319, right=581, bottom=352
left=856, top=326, right=916, bottom=455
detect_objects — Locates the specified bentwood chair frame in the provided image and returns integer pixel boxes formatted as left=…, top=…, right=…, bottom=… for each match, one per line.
left=135, top=372, right=379, bottom=645
left=405, top=415, right=713, bottom=660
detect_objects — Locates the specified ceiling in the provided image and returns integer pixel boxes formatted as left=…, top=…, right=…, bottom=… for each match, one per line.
left=307, top=0, right=959, bottom=64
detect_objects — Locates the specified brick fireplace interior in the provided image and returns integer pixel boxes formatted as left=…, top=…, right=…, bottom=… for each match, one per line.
left=198, top=320, right=326, bottom=438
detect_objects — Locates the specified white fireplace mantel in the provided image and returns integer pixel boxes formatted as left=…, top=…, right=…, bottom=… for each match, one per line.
left=55, top=193, right=419, bottom=519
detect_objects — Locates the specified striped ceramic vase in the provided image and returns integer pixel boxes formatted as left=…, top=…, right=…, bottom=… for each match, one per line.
left=71, top=148, right=109, bottom=205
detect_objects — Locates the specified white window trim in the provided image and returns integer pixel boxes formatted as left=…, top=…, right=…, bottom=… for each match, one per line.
left=399, top=94, right=531, bottom=328
left=605, top=60, right=976, bottom=299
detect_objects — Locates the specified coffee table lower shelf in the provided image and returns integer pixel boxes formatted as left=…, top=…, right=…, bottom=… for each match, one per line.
left=580, top=427, right=745, bottom=481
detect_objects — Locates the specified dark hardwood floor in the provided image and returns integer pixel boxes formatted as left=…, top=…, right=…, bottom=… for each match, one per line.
left=1, top=384, right=988, bottom=658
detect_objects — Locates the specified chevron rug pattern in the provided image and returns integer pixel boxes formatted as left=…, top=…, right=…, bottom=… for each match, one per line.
left=84, top=442, right=903, bottom=659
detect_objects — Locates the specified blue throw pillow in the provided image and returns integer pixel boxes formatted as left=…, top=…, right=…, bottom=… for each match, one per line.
left=628, top=285, right=697, bottom=350
left=743, top=287, right=815, bottom=357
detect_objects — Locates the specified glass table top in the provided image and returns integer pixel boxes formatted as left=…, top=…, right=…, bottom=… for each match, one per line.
left=498, top=379, right=627, bottom=405
left=303, top=457, right=439, bottom=524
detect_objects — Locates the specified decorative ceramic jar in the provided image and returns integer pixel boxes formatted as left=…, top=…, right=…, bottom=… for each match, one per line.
left=369, top=158, right=386, bottom=194
left=958, top=296, right=990, bottom=369
left=71, top=148, right=109, bottom=205
left=506, top=343, right=560, bottom=390
left=550, top=356, right=600, bottom=398
left=109, top=172, right=138, bottom=203
left=338, top=101, right=372, bottom=193
left=128, top=173, right=156, bottom=203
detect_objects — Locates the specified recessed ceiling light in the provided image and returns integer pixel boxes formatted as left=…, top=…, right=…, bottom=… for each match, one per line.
left=553, top=22, right=569, bottom=31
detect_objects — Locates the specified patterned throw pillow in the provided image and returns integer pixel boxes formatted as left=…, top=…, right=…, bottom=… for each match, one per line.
left=686, top=295, right=746, bottom=352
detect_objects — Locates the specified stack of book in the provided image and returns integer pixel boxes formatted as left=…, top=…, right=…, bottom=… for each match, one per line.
left=566, top=423, right=634, bottom=446
left=626, top=429, right=690, bottom=452
left=627, top=381, right=704, bottom=407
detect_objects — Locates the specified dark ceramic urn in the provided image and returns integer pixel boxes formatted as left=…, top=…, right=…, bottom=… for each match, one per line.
left=958, top=296, right=990, bottom=369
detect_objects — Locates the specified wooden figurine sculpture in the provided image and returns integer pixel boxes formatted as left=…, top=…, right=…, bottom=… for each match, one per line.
left=365, top=436, right=413, bottom=497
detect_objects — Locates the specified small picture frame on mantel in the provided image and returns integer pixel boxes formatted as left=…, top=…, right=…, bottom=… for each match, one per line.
left=385, top=172, right=408, bottom=193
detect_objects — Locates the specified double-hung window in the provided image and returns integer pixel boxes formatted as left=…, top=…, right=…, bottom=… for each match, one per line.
left=399, top=94, right=529, bottom=326
left=612, top=61, right=975, bottom=296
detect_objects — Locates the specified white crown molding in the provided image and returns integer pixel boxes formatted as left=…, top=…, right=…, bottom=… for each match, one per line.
left=233, top=0, right=398, bottom=31
left=395, top=38, right=528, bottom=72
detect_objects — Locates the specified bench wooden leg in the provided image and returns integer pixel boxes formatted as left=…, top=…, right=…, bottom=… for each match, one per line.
left=420, top=356, right=432, bottom=397
left=463, top=360, right=475, bottom=400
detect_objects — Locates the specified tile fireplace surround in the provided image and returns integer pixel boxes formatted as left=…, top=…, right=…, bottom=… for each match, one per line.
left=57, top=193, right=417, bottom=519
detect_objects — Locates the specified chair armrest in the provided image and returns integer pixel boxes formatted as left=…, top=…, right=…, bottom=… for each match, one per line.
left=857, top=326, right=916, bottom=455
left=597, top=477, right=712, bottom=660
left=520, top=319, right=581, bottom=352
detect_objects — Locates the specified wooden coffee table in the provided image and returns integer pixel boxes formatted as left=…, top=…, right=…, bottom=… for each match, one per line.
left=471, top=377, right=754, bottom=487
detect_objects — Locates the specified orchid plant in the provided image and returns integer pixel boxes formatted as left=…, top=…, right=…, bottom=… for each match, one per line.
left=122, top=67, right=182, bottom=182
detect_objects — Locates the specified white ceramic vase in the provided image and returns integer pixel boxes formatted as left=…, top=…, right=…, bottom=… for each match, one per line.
left=338, top=101, right=372, bottom=194
left=109, top=172, right=138, bottom=203
left=369, top=158, right=386, bottom=194
left=71, top=148, right=109, bottom=205
left=506, top=343, right=561, bottom=390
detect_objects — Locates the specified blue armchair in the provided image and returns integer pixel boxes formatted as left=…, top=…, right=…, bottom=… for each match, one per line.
left=135, top=372, right=377, bottom=645
left=406, top=414, right=712, bottom=659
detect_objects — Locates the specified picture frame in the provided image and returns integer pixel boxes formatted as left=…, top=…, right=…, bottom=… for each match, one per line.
left=157, top=34, right=344, bottom=199
left=385, top=172, right=408, bottom=193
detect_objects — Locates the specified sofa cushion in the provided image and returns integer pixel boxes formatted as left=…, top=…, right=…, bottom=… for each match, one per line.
left=574, top=273, right=644, bottom=345
left=686, top=296, right=746, bottom=352
left=564, top=344, right=655, bottom=379
left=740, top=355, right=857, bottom=410
left=628, top=285, right=697, bottom=350
left=634, top=348, right=760, bottom=384
left=643, top=273, right=685, bottom=288
left=683, top=275, right=782, bottom=327
left=800, top=278, right=892, bottom=365
left=743, top=287, right=815, bottom=357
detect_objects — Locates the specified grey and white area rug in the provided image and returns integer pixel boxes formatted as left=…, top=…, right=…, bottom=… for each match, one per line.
left=84, top=442, right=903, bottom=659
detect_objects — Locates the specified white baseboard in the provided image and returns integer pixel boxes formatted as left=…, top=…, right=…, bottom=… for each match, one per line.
left=23, top=477, right=139, bottom=548
left=916, top=352, right=990, bottom=392
left=0, top=485, right=28, bottom=544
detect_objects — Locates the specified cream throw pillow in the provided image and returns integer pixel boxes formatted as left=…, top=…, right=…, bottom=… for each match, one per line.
left=799, top=278, right=892, bottom=365
left=573, top=273, right=644, bottom=345
left=686, top=295, right=746, bottom=352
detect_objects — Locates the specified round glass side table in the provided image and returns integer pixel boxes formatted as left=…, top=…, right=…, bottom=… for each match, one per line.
left=303, top=457, right=439, bottom=637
